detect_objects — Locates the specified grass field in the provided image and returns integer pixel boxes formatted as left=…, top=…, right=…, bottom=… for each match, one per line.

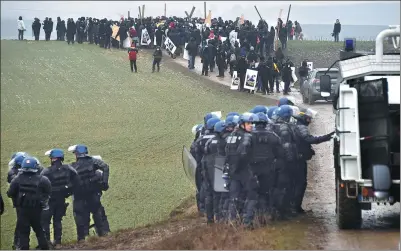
left=0, top=40, right=277, bottom=249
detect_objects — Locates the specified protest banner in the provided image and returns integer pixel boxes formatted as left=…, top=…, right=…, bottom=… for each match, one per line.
left=244, top=69, right=258, bottom=91
left=230, top=71, right=240, bottom=90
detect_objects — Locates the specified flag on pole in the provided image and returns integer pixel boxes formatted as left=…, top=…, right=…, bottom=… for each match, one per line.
left=240, top=14, right=245, bottom=25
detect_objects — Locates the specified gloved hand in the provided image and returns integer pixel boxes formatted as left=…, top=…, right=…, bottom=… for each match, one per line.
left=102, top=182, right=109, bottom=191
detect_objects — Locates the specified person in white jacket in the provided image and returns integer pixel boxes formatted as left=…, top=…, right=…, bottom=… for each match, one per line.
left=17, top=16, right=26, bottom=40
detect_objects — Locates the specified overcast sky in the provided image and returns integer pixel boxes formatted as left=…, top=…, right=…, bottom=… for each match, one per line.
left=1, top=1, right=399, bottom=25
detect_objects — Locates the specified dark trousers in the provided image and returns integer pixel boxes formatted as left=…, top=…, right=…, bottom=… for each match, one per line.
left=130, top=60, right=137, bottom=72
left=33, top=31, right=40, bottom=40
left=228, top=177, right=248, bottom=221
left=195, top=167, right=205, bottom=213
left=18, top=30, right=24, bottom=40
left=88, top=32, right=94, bottom=44
left=104, top=36, right=111, bottom=49
left=13, top=208, right=20, bottom=248
left=41, top=200, right=67, bottom=244
left=217, top=62, right=225, bottom=77
left=202, top=61, right=209, bottom=76
left=73, top=193, right=108, bottom=241
left=334, top=32, right=340, bottom=42
left=260, top=77, right=270, bottom=94
left=209, top=60, right=215, bottom=72
left=67, top=33, right=75, bottom=44
left=45, top=32, right=51, bottom=41
left=17, top=207, right=49, bottom=250
left=239, top=73, right=246, bottom=91
left=293, top=161, right=307, bottom=210
left=270, top=160, right=293, bottom=218
left=152, top=59, right=161, bottom=72
left=284, top=80, right=291, bottom=94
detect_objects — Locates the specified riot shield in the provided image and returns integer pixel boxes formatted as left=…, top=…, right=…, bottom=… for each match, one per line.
left=182, top=146, right=197, bottom=186
left=213, top=156, right=229, bottom=193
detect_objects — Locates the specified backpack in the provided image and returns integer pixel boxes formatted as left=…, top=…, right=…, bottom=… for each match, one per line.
left=230, top=53, right=236, bottom=62
left=128, top=50, right=137, bottom=60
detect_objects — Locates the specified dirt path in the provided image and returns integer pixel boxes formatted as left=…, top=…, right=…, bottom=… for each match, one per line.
left=64, top=52, right=399, bottom=250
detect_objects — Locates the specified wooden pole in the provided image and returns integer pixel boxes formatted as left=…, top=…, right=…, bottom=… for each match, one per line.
left=138, top=6, right=142, bottom=24
left=254, top=6, right=263, bottom=20
left=142, top=5, right=145, bottom=21
left=286, top=4, right=291, bottom=25
left=204, top=2, right=206, bottom=19
left=128, top=11, right=130, bottom=19
left=164, top=2, right=166, bottom=17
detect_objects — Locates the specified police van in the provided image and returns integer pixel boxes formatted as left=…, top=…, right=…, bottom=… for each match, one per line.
left=319, top=25, right=400, bottom=229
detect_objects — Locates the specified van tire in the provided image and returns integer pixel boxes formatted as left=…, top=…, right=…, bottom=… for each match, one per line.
left=336, top=178, right=362, bottom=229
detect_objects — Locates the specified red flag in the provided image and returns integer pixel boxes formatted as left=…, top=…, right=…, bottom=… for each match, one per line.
left=257, top=36, right=260, bottom=44
left=219, top=35, right=222, bottom=41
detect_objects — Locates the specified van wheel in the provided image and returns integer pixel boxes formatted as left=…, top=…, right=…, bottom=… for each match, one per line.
left=336, top=178, right=362, bottom=229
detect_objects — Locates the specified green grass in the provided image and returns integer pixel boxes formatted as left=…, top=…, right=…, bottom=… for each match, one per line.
left=0, top=40, right=275, bottom=249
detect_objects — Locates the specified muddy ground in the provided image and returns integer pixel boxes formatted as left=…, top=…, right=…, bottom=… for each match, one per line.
left=64, top=49, right=400, bottom=250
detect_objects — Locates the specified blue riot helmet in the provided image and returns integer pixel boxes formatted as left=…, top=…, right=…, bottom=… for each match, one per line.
left=13, top=154, right=26, bottom=167
left=226, top=112, right=240, bottom=118
left=204, top=113, right=218, bottom=124
left=49, top=148, right=64, bottom=162
left=225, top=115, right=236, bottom=127
left=10, top=152, right=26, bottom=161
left=267, top=106, right=278, bottom=119
left=252, top=105, right=268, bottom=114
left=278, top=97, right=295, bottom=107
left=256, top=112, right=269, bottom=123
left=239, top=113, right=259, bottom=124
left=276, top=105, right=293, bottom=122
left=21, top=157, right=39, bottom=173
left=214, top=121, right=226, bottom=133
left=206, top=118, right=221, bottom=131
left=74, top=144, right=88, bottom=158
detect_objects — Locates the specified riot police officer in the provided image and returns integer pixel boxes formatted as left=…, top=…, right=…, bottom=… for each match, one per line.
left=191, top=113, right=219, bottom=216
left=7, top=153, right=28, bottom=249
left=243, top=112, right=283, bottom=227
left=225, top=113, right=256, bottom=223
left=203, top=118, right=222, bottom=223
left=41, top=149, right=79, bottom=246
left=218, top=115, right=239, bottom=221
left=7, top=157, right=51, bottom=250
left=292, top=109, right=334, bottom=213
left=70, top=144, right=110, bottom=241
left=270, top=105, right=298, bottom=220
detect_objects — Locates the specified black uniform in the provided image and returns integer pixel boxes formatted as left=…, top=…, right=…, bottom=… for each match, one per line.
left=41, top=161, right=79, bottom=244
left=0, top=193, right=4, bottom=215
left=32, top=19, right=41, bottom=40
left=71, top=156, right=110, bottom=241
left=203, top=132, right=220, bottom=223
left=192, top=132, right=216, bottom=214
left=225, top=127, right=252, bottom=222
left=7, top=171, right=51, bottom=250
left=243, top=123, right=282, bottom=226
left=292, top=122, right=333, bottom=212
left=271, top=118, right=298, bottom=219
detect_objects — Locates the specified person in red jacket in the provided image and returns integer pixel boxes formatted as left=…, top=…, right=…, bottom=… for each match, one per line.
left=128, top=43, right=138, bottom=73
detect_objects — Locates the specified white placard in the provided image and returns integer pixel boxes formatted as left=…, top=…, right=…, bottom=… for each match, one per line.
left=220, top=37, right=227, bottom=43
left=183, top=42, right=189, bottom=60
left=141, top=28, right=151, bottom=45
left=307, top=62, right=313, bottom=71
left=231, top=71, right=240, bottom=90
left=164, top=37, right=177, bottom=54
left=291, top=67, right=297, bottom=87
left=123, top=37, right=132, bottom=48
left=244, top=69, right=258, bottom=91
